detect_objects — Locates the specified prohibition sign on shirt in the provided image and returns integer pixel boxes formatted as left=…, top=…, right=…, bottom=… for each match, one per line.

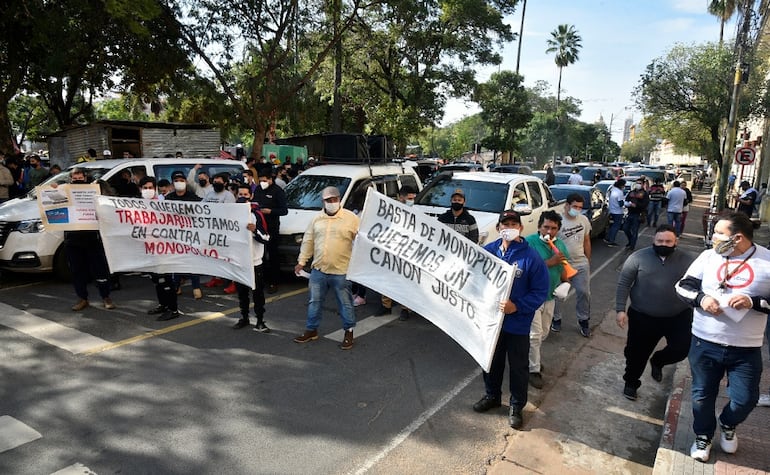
left=735, top=147, right=756, bottom=165
left=716, top=259, right=755, bottom=289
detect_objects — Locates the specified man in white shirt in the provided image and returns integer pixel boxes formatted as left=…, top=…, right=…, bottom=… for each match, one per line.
left=202, top=173, right=236, bottom=203
left=567, top=167, right=583, bottom=185
left=604, top=179, right=626, bottom=247
left=666, top=180, right=687, bottom=236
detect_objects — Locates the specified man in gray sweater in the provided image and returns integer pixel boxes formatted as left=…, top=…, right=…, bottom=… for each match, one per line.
left=615, top=224, right=695, bottom=401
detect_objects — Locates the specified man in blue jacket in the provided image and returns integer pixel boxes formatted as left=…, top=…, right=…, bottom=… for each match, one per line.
left=472, top=210, right=550, bottom=429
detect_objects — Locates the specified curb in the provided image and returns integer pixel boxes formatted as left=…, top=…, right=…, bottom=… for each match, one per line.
left=653, top=360, right=691, bottom=474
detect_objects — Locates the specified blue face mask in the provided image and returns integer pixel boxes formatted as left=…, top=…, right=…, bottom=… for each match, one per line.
left=568, top=208, right=580, bottom=218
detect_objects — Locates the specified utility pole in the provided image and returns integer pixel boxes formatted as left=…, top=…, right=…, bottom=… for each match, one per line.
left=718, top=0, right=754, bottom=212
left=515, top=0, right=527, bottom=75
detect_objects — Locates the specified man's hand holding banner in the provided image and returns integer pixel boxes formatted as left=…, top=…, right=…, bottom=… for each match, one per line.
left=347, top=188, right=515, bottom=371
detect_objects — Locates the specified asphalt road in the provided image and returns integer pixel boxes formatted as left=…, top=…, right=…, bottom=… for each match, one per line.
left=0, top=193, right=713, bottom=474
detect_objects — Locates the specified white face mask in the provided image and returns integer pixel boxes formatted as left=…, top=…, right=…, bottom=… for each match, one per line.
left=259, top=181, right=269, bottom=190
left=141, top=189, right=156, bottom=199
left=405, top=199, right=414, bottom=207
left=324, top=202, right=341, bottom=214
left=500, top=228, right=519, bottom=242
left=173, top=181, right=186, bottom=191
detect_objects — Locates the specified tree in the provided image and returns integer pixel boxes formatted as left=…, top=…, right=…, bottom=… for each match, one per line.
left=475, top=71, right=532, bottom=162
left=545, top=24, right=582, bottom=109
left=708, top=0, right=738, bottom=44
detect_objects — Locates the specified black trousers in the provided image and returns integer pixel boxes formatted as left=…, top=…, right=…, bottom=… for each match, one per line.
left=151, top=273, right=177, bottom=311
left=483, top=332, right=530, bottom=409
left=623, top=307, right=692, bottom=388
left=66, top=239, right=110, bottom=300
left=236, top=264, right=265, bottom=321
left=264, top=223, right=280, bottom=286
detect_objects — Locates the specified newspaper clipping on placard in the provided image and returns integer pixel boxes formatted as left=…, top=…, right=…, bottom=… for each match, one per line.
left=347, top=188, right=515, bottom=371
left=95, top=196, right=256, bottom=289
left=37, top=184, right=101, bottom=230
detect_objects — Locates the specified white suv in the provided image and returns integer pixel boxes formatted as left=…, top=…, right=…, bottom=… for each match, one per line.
left=0, top=158, right=247, bottom=279
left=414, top=171, right=561, bottom=244
left=278, top=162, right=422, bottom=269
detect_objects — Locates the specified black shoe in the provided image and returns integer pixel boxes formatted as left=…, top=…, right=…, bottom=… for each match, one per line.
left=472, top=395, right=501, bottom=413
left=651, top=363, right=663, bottom=382
left=147, top=305, right=167, bottom=315
left=623, top=384, right=638, bottom=401
left=399, top=309, right=410, bottom=321
left=232, top=319, right=250, bottom=330
left=509, top=406, right=524, bottom=430
left=157, top=310, right=180, bottom=321
left=550, top=319, right=561, bottom=332
left=253, top=322, right=271, bottom=333
left=374, top=305, right=392, bottom=316
left=529, top=372, right=544, bottom=389
left=578, top=320, right=591, bottom=337
left=267, top=284, right=278, bottom=294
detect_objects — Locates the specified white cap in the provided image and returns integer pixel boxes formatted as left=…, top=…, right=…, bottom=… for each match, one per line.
left=103, top=150, right=112, bottom=156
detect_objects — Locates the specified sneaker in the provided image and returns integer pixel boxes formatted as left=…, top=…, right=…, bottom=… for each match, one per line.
left=374, top=305, right=392, bottom=316
left=578, top=320, right=591, bottom=337
left=339, top=330, right=354, bottom=350
left=253, top=322, right=271, bottom=333
left=623, top=384, right=637, bottom=401
left=758, top=394, right=770, bottom=407
left=399, top=309, right=410, bottom=321
left=550, top=319, right=561, bottom=332
left=157, top=310, right=180, bottom=321
left=353, top=295, right=366, bottom=307
left=204, top=277, right=224, bottom=288
left=650, top=363, right=663, bottom=382
left=293, top=329, right=319, bottom=343
left=232, top=319, right=250, bottom=330
left=719, top=423, right=738, bottom=453
left=603, top=239, right=618, bottom=247
left=509, top=406, right=524, bottom=430
left=529, top=372, right=544, bottom=389
left=472, top=395, right=501, bottom=413
left=71, top=299, right=89, bottom=311
left=223, top=282, right=237, bottom=294
left=147, top=304, right=168, bottom=315
left=103, top=298, right=116, bottom=310
left=690, top=435, right=712, bottom=462
left=193, top=288, right=203, bottom=300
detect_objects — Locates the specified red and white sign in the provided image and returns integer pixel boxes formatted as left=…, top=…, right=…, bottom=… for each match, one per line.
left=735, top=146, right=756, bottom=165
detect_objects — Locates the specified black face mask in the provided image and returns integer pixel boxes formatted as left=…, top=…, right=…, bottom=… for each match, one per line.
left=451, top=202, right=463, bottom=211
left=236, top=197, right=248, bottom=204
left=652, top=244, right=676, bottom=257
left=198, top=179, right=208, bottom=187
left=71, top=179, right=86, bottom=184
left=212, top=182, right=225, bottom=193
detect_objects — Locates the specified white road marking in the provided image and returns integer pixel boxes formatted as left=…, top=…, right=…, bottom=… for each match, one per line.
left=50, top=463, right=98, bottom=475
left=325, top=313, right=399, bottom=342
left=0, top=302, right=110, bottom=355
left=351, top=370, right=478, bottom=475
left=0, top=415, right=42, bottom=453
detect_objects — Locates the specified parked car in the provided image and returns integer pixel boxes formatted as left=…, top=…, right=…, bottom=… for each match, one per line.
left=414, top=171, right=561, bottom=244
left=624, top=168, right=674, bottom=187
left=548, top=184, right=610, bottom=239
left=0, top=158, right=248, bottom=280
left=532, top=171, right=571, bottom=184
left=595, top=179, right=632, bottom=198
left=490, top=164, right=533, bottom=175
left=278, top=162, right=422, bottom=270
left=439, top=162, right=485, bottom=173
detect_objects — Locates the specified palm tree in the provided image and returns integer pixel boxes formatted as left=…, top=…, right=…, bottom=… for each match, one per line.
left=545, top=24, right=582, bottom=111
left=708, top=0, right=737, bottom=44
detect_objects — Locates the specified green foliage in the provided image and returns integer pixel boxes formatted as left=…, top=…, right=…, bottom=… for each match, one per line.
left=475, top=71, right=532, bottom=157
left=545, top=24, right=582, bottom=106
left=8, top=94, right=54, bottom=143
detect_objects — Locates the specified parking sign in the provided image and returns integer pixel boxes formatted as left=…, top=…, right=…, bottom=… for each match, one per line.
left=735, top=146, right=756, bottom=165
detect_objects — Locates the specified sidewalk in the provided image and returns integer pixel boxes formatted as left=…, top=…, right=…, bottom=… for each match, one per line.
left=654, top=206, right=770, bottom=474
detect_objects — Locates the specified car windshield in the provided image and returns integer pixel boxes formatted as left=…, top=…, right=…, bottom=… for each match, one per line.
left=29, top=168, right=113, bottom=198
left=416, top=177, right=508, bottom=213
left=284, top=175, right=352, bottom=210
left=550, top=187, right=589, bottom=203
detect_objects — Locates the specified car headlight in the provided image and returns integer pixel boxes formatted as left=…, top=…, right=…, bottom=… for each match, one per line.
left=14, top=219, right=44, bottom=233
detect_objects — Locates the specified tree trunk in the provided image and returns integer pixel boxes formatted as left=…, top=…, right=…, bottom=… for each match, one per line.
left=0, top=104, right=16, bottom=155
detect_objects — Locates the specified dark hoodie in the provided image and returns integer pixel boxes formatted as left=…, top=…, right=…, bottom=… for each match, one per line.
left=437, top=208, right=479, bottom=243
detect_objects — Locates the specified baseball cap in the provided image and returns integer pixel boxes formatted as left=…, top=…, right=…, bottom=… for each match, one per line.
left=321, top=186, right=340, bottom=200
left=171, top=170, right=186, bottom=180
left=498, top=209, right=521, bottom=224
left=103, top=150, right=112, bottom=156
left=451, top=188, right=465, bottom=198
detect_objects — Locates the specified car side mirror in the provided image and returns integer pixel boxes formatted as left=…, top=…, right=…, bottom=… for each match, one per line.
left=513, top=203, right=533, bottom=216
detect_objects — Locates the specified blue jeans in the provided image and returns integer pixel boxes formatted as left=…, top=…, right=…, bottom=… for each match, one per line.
left=483, top=332, right=530, bottom=409
left=305, top=269, right=356, bottom=331
left=553, top=261, right=591, bottom=323
left=647, top=201, right=661, bottom=226
left=689, top=336, right=762, bottom=438
left=607, top=214, right=623, bottom=243
left=667, top=212, right=682, bottom=236
left=623, top=213, right=642, bottom=249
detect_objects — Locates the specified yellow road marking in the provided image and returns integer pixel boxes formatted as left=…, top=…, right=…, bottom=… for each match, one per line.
left=82, top=287, right=307, bottom=356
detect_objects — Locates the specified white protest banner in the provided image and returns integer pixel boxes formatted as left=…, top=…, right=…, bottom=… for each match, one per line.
left=347, top=188, right=515, bottom=371
left=95, top=197, right=255, bottom=289
left=37, top=184, right=101, bottom=230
